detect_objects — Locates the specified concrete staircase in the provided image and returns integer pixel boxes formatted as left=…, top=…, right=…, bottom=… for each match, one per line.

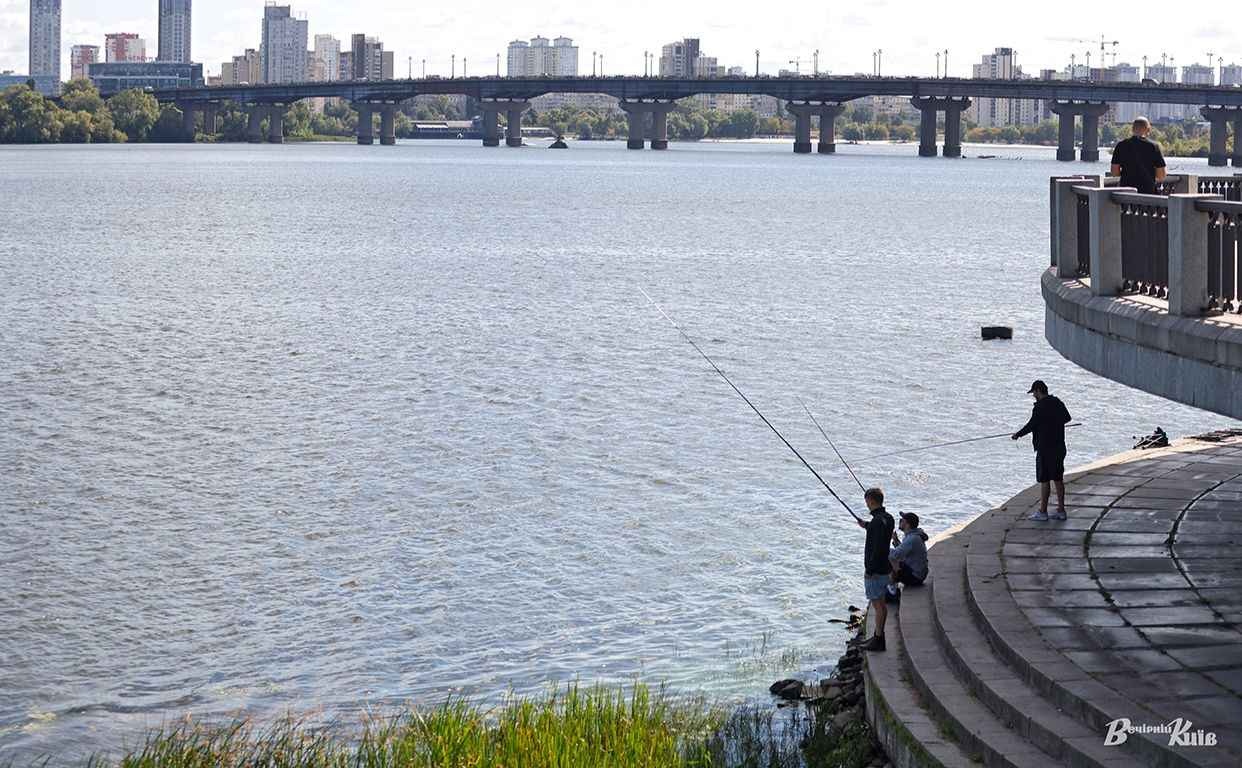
left=863, top=488, right=1238, bottom=768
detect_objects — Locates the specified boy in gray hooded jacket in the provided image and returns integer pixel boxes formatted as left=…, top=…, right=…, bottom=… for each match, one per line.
left=886, top=512, right=929, bottom=600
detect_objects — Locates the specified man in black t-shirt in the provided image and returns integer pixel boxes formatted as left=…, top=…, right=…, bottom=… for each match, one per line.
left=1110, top=117, right=1166, bottom=194
left=1012, top=380, right=1073, bottom=521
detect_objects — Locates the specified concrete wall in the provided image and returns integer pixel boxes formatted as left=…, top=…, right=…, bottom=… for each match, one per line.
left=1042, top=269, right=1242, bottom=420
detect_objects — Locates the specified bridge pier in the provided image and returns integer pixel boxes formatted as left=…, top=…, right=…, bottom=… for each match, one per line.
left=786, top=103, right=816, bottom=153
left=1079, top=103, right=1108, bottom=161
left=818, top=105, right=844, bottom=153
left=506, top=104, right=527, bottom=147
left=356, top=104, right=374, bottom=144
left=267, top=105, right=286, bottom=144
left=380, top=106, right=397, bottom=145
left=1050, top=102, right=1108, bottom=161
left=245, top=105, right=264, bottom=143
left=481, top=107, right=500, bottom=146
left=178, top=102, right=197, bottom=141
left=942, top=100, right=969, bottom=157
left=910, top=97, right=971, bottom=157
left=650, top=105, right=670, bottom=150
left=202, top=104, right=218, bottom=136
left=1201, top=107, right=1238, bottom=167
left=1235, top=116, right=1242, bottom=167
left=619, top=101, right=650, bottom=149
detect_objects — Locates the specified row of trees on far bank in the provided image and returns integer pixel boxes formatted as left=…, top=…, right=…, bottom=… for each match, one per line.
left=0, top=79, right=189, bottom=143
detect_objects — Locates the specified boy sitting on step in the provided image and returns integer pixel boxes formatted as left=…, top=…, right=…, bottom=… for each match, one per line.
left=886, top=512, right=929, bottom=602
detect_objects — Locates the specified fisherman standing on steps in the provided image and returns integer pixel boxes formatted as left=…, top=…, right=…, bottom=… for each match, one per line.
left=850, top=488, right=895, bottom=652
left=1012, top=380, right=1073, bottom=521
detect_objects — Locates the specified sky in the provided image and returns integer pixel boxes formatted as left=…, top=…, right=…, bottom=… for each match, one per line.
left=1, top=0, right=1237, bottom=80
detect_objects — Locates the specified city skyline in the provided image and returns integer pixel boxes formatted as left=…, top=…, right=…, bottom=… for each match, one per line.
left=1, top=0, right=1237, bottom=83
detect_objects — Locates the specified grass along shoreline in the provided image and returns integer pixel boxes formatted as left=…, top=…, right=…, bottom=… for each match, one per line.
left=8, top=670, right=882, bottom=767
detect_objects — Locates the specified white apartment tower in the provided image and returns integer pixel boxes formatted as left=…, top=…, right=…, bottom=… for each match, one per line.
left=29, top=0, right=61, bottom=80
left=311, top=34, right=340, bottom=81
left=969, top=47, right=1040, bottom=127
left=158, top=0, right=192, bottom=63
left=506, top=36, right=578, bottom=77
left=261, top=4, right=309, bottom=84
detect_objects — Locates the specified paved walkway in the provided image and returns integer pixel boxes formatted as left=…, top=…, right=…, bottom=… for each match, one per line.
left=864, top=433, right=1242, bottom=768
left=1005, top=435, right=1242, bottom=745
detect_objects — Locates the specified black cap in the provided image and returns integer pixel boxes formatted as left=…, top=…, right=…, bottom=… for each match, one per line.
left=1027, top=380, right=1048, bottom=394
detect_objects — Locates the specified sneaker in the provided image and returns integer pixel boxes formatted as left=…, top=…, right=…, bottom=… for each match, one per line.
left=1028, top=510, right=1050, bottom=521
left=860, top=635, right=887, bottom=652
left=1051, top=509, right=1068, bottom=521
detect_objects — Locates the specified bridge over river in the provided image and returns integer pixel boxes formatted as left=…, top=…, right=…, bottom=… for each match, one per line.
left=152, top=76, right=1242, bottom=165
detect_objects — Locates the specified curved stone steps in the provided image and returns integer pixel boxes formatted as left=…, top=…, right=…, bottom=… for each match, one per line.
left=964, top=500, right=1240, bottom=768
left=897, top=565, right=1063, bottom=768
left=863, top=615, right=984, bottom=768
left=931, top=527, right=1137, bottom=768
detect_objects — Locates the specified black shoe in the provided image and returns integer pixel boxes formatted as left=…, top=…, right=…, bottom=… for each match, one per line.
left=860, top=635, right=886, bottom=652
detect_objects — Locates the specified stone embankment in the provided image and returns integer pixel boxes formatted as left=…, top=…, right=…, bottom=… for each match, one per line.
left=863, top=433, right=1242, bottom=768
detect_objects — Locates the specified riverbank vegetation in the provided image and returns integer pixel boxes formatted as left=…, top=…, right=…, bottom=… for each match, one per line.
left=5, top=680, right=879, bottom=768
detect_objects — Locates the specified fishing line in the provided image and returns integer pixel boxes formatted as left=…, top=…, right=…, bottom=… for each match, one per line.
left=797, top=397, right=867, bottom=494
left=640, top=288, right=862, bottom=523
left=853, top=423, right=1083, bottom=463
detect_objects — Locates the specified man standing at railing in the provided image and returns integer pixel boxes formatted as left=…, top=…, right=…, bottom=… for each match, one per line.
left=1109, top=117, right=1167, bottom=195
left=1012, top=380, right=1073, bottom=521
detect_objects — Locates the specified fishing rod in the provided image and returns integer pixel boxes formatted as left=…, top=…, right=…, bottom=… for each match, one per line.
left=797, top=397, right=867, bottom=494
left=853, top=423, right=1084, bottom=463
left=640, top=289, right=862, bottom=523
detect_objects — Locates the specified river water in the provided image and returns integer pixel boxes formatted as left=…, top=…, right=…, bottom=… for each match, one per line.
left=0, top=139, right=1232, bottom=762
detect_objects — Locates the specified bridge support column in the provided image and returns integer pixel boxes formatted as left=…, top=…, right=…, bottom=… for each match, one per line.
left=202, top=104, right=218, bottom=135
left=1050, top=103, right=1077, bottom=162
left=380, top=106, right=397, bottom=145
left=1079, top=103, right=1108, bottom=162
left=245, top=105, right=264, bottom=143
left=505, top=104, right=528, bottom=147
left=912, top=99, right=938, bottom=157
left=356, top=104, right=374, bottom=144
left=619, top=101, right=650, bottom=149
left=817, top=105, right=843, bottom=153
left=267, top=105, right=286, bottom=144
left=1233, top=117, right=1242, bottom=167
left=942, top=99, right=970, bottom=157
left=787, top=103, right=815, bottom=153
left=650, top=105, right=669, bottom=149
left=480, top=106, right=501, bottom=146
left=1202, top=107, right=1231, bottom=167
left=178, top=102, right=197, bottom=141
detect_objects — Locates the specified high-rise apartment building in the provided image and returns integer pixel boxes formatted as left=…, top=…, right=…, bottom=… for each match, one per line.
left=105, top=33, right=147, bottom=63
left=1222, top=64, right=1242, bottom=86
left=1144, top=64, right=1181, bottom=121
left=348, top=34, right=393, bottom=80
left=29, top=0, right=61, bottom=85
left=338, top=51, right=353, bottom=81
left=311, top=34, right=340, bottom=81
left=221, top=48, right=260, bottom=85
left=506, top=36, right=578, bottom=77
left=659, top=38, right=701, bottom=77
left=70, top=44, right=99, bottom=80
left=969, top=48, right=1040, bottom=127
left=158, top=0, right=192, bottom=63
left=261, top=5, right=308, bottom=84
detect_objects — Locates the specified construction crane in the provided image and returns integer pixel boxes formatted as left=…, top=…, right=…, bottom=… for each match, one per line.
left=788, top=57, right=802, bottom=75
left=1048, top=35, right=1120, bottom=67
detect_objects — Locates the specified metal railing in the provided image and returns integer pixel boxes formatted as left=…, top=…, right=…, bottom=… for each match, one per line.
left=1075, top=188, right=1091, bottom=276
left=1201, top=200, right=1240, bottom=311
left=1198, top=176, right=1242, bottom=201
left=1115, top=192, right=1169, bottom=297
